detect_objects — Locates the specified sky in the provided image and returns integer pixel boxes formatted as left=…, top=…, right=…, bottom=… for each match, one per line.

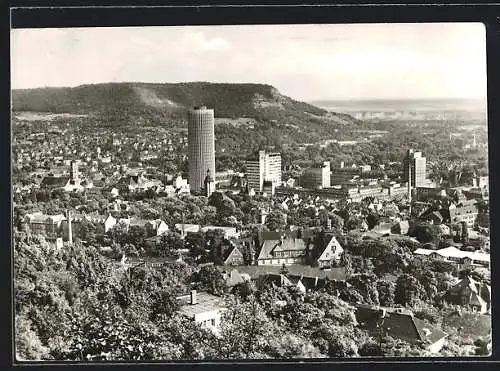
left=11, top=23, right=487, bottom=101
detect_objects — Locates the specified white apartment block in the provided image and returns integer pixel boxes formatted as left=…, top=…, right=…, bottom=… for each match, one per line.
left=246, top=150, right=282, bottom=193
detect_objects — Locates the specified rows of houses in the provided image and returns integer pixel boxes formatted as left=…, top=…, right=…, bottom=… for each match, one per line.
left=22, top=212, right=169, bottom=240
left=173, top=268, right=489, bottom=352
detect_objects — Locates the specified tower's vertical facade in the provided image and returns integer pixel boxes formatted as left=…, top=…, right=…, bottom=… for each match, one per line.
left=188, top=106, right=216, bottom=193
left=403, top=149, right=426, bottom=188
left=70, top=160, right=80, bottom=182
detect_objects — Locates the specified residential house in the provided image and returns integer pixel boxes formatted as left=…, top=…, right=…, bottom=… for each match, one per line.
left=257, top=233, right=308, bottom=266
left=445, top=200, right=479, bottom=228
left=124, top=217, right=168, bottom=237
left=355, top=304, right=448, bottom=353
left=146, top=219, right=169, bottom=236
left=223, top=244, right=245, bottom=266
left=40, top=176, right=71, bottom=190
left=222, top=269, right=252, bottom=288
left=218, top=265, right=347, bottom=292
left=102, top=214, right=118, bottom=233
left=77, top=213, right=118, bottom=235
left=315, top=234, right=344, bottom=268
left=41, top=174, right=93, bottom=193
left=256, top=273, right=306, bottom=293
left=121, top=173, right=163, bottom=193
left=176, top=290, right=226, bottom=332
left=445, top=276, right=491, bottom=314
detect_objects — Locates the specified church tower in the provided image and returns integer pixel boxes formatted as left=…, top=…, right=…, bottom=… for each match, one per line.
left=204, top=169, right=216, bottom=197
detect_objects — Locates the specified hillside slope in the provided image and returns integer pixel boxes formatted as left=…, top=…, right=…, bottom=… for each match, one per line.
left=12, top=82, right=356, bottom=127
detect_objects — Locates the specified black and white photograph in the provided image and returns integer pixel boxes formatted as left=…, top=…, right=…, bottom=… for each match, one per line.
left=11, top=22, right=491, bottom=361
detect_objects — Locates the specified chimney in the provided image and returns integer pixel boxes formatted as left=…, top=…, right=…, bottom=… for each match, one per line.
left=67, top=210, right=73, bottom=245
left=314, top=276, right=319, bottom=287
left=190, top=290, right=197, bottom=305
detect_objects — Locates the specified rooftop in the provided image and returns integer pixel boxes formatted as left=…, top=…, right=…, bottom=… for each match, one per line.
left=355, top=304, right=448, bottom=346
left=218, top=265, right=347, bottom=282
left=177, top=291, right=224, bottom=318
left=414, top=246, right=490, bottom=263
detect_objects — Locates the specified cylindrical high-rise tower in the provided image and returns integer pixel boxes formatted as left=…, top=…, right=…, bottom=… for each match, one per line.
left=188, top=106, right=216, bottom=193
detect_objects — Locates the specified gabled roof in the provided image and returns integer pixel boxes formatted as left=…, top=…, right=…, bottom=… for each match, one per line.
left=223, top=245, right=243, bottom=263
left=218, top=265, right=347, bottom=282
left=448, top=276, right=491, bottom=305
left=257, top=240, right=281, bottom=261
left=257, top=273, right=292, bottom=288
left=272, top=238, right=307, bottom=252
left=317, top=235, right=344, bottom=262
left=257, top=237, right=307, bottom=261
left=355, top=305, right=448, bottom=346
left=412, top=317, right=448, bottom=345
left=260, top=231, right=282, bottom=241
left=41, top=176, right=70, bottom=188
left=469, top=292, right=487, bottom=307
left=224, top=269, right=249, bottom=287
left=298, top=276, right=327, bottom=290
left=431, top=211, right=444, bottom=221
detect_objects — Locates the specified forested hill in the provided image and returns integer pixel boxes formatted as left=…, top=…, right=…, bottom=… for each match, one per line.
left=12, top=82, right=357, bottom=126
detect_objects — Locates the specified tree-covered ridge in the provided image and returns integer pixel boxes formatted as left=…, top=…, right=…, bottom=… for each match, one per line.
left=12, top=82, right=348, bottom=125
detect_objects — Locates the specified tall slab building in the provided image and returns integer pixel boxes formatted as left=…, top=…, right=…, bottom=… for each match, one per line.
left=403, top=149, right=426, bottom=187
left=246, top=150, right=282, bottom=193
left=188, top=106, right=216, bottom=193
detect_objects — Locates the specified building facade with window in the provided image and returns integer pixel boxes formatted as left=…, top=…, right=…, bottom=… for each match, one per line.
left=177, top=290, right=225, bottom=332
left=246, top=150, right=282, bottom=193
left=403, top=149, right=427, bottom=187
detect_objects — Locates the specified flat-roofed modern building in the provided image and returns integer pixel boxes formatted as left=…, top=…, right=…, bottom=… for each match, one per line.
left=404, top=149, right=427, bottom=187
left=188, top=106, right=216, bottom=193
left=176, top=290, right=226, bottom=332
left=300, top=161, right=331, bottom=189
left=246, top=150, right=282, bottom=193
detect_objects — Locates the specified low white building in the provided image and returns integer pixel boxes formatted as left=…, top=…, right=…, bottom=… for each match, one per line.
left=176, top=290, right=225, bottom=333
left=414, top=246, right=490, bottom=270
